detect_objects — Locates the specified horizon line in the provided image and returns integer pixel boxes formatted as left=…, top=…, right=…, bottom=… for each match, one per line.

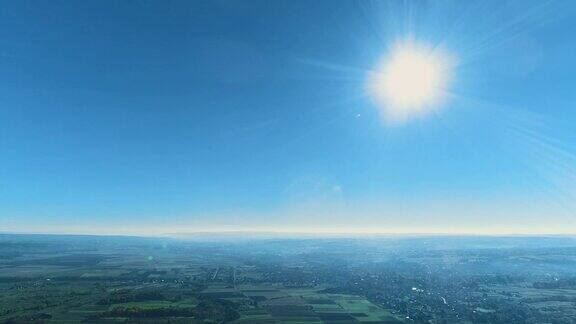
left=1, top=229, right=576, bottom=238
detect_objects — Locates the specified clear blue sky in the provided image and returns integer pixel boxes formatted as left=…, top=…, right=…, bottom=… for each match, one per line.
left=1, top=0, right=576, bottom=234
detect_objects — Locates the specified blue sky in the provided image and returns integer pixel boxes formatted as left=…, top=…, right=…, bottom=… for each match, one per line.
left=1, top=0, right=576, bottom=234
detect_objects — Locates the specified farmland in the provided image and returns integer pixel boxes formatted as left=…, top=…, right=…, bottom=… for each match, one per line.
left=1, top=234, right=576, bottom=323
left=0, top=234, right=403, bottom=323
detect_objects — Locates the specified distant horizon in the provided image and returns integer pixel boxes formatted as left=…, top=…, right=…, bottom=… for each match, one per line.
left=3, top=229, right=576, bottom=238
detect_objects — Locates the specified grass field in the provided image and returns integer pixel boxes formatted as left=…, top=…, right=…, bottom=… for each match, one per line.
left=232, top=286, right=403, bottom=323
left=0, top=241, right=403, bottom=323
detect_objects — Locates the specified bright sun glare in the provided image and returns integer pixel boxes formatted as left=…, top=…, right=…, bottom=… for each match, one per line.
left=368, top=42, right=452, bottom=123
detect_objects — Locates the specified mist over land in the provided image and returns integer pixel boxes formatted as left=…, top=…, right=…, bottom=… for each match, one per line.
left=2, top=233, right=576, bottom=323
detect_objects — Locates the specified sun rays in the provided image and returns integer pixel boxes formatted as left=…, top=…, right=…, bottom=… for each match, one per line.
left=294, top=0, right=576, bottom=223
left=366, top=41, right=453, bottom=123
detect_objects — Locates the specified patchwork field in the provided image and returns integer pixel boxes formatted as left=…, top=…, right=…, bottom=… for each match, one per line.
left=3, top=234, right=576, bottom=323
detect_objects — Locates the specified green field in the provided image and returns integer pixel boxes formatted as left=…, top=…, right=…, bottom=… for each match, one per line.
left=0, top=241, right=403, bottom=323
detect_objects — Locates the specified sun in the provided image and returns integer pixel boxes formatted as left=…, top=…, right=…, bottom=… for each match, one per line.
left=367, top=42, right=453, bottom=123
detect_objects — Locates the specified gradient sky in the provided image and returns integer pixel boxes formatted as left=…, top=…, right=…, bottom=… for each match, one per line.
left=1, top=0, right=576, bottom=234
